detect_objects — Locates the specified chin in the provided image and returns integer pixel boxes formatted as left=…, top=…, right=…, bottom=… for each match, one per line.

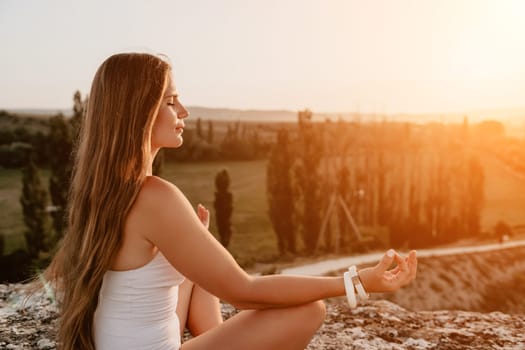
left=173, top=138, right=184, bottom=148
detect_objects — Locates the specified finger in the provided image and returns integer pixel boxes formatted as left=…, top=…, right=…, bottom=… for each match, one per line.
left=408, top=250, right=417, bottom=279
left=376, top=249, right=396, bottom=272
left=389, top=265, right=401, bottom=274
left=383, top=271, right=404, bottom=290
left=394, top=252, right=408, bottom=272
left=197, top=204, right=208, bottom=221
left=393, top=252, right=413, bottom=285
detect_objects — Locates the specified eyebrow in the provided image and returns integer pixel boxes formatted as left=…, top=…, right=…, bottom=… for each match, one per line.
left=164, top=93, right=179, bottom=99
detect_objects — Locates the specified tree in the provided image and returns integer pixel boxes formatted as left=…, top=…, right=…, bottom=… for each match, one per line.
left=214, top=169, right=233, bottom=248
left=336, top=164, right=352, bottom=249
left=20, top=156, right=53, bottom=258
left=220, top=124, right=239, bottom=158
left=207, top=120, right=214, bottom=144
left=293, top=109, right=323, bottom=254
left=196, top=117, right=203, bottom=139
left=250, top=129, right=261, bottom=158
left=47, top=113, right=73, bottom=239
left=71, top=90, right=85, bottom=141
left=465, top=156, right=484, bottom=236
left=0, top=231, right=4, bottom=257
left=267, top=129, right=295, bottom=255
left=0, top=142, right=32, bottom=168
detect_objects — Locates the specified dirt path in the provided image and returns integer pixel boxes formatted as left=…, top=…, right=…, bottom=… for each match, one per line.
left=281, top=239, right=525, bottom=275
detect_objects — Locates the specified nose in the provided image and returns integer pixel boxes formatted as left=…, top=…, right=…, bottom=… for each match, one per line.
left=177, top=102, right=189, bottom=119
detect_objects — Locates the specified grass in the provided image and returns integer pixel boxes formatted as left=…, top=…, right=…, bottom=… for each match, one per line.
left=0, top=160, right=277, bottom=267
left=2, top=151, right=525, bottom=265
left=476, top=154, right=525, bottom=230
left=162, top=160, right=277, bottom=267
left=0, top=168, right=50, bottom=254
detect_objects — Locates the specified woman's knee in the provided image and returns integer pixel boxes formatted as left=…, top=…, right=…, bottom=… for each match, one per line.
left=292, top=300, right=326, bottom=333
left=307, top=300, right=326, bottom=330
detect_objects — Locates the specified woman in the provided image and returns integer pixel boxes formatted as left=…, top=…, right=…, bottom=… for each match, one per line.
left=42, top=52, right=417, bottom=350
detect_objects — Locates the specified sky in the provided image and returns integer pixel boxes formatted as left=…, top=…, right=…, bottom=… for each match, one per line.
left=1, top=0, right=525, bottom=116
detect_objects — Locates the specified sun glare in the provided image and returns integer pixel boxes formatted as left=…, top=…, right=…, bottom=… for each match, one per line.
left=449, top=1, right=525, bottom=81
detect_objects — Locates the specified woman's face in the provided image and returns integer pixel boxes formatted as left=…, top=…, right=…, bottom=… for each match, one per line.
left=151, top=74, right=189, bottom=150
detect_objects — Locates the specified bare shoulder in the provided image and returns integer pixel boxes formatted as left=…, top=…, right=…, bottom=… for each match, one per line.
left=137, top=176, right=185, bottom=207
left=129, top=176, right=196, bottom=241
left=128, top=176, right=190, bottom=236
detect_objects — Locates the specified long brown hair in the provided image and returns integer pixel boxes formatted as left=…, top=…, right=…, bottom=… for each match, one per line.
left=41, top=53, right=171, bottom=349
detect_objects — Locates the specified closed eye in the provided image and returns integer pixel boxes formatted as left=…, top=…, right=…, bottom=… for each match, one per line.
left=166, top=95, right=178, bottom=106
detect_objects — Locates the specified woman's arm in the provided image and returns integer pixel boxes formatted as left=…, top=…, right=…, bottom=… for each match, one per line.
left=224, top=249, right=416, bottom=309
left=138, top=176, right=417, bottom=309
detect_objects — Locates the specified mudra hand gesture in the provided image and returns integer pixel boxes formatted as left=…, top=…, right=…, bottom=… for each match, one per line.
left=358, top=249, right=418, bottom=293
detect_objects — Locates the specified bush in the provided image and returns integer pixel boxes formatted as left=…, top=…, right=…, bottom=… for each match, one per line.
left=0, top=142, right=32, bottom=168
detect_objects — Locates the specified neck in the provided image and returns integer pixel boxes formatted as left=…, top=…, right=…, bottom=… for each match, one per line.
left=147, top=148, right=160, bottom=176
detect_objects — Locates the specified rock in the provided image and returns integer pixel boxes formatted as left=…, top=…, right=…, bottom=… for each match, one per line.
left=1, top=283, right=524, bottom=349
left=36, top=338, right=55, bottom=349
left=306, top=299, right=525, bottom=349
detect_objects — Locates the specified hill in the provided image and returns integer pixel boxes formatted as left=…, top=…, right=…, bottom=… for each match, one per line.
left=7, top=106, right=525, bottom=128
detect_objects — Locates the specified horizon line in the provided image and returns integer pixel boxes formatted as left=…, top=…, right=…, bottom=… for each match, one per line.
left=4, top=104, right=525, bottom=118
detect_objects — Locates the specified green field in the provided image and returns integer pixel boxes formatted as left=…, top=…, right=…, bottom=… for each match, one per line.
left=162, top=160, right=277, bottom=266
left=2, top=154, right=525, bottom=265
left=0, top=160, right=277, bottom=267
left=0, top=168, right=51, bottom=254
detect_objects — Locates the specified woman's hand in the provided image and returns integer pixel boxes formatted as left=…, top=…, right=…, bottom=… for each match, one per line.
left=197, top=204, right=210, bottom=229
left=358, top=249, right=417, bottom=293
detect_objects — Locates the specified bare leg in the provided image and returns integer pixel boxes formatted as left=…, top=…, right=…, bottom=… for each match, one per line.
left=176, top=279, right=223, bottom=337
left=186, top=283, right=223, bottom=336
left=181, top=301, right=326, bottom=350
left=176, top=279, right=194, bottom=336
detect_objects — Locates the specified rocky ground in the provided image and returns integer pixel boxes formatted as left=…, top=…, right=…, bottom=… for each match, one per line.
left=306, top=299, right=525, bottom=350
left=1, top=283, right=524, bottom=350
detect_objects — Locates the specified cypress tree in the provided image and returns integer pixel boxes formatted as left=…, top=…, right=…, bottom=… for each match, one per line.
left=48, top=113, right=73, bottom=239
left=20, top=156, right=52, bottom=258
left=267, top=129, right=295, bottom=255
left=294, top=109, right=323, bottom=254
left=207, top=120, right=214, bottom=144
left=214, top=169, right=233, bottom=247
left=71, top=90, right=85, bottom=142
left=336, top=164, right=351, bottom=248
left=196, top=117, right=203, bottom=139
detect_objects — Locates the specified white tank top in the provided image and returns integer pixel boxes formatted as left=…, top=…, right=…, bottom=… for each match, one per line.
left=93, top=250, right=185, bottom=350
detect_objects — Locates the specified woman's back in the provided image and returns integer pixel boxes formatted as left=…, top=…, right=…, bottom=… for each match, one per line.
left=93, top=250, right=185, bottom=350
